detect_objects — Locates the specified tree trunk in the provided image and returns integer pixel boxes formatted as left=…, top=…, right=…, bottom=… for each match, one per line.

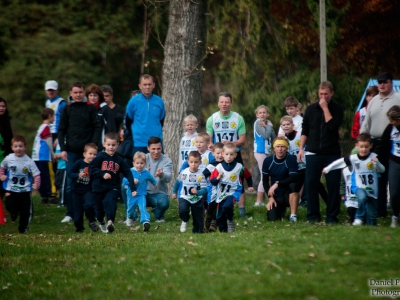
left=162, top=0, right=207, bottom=175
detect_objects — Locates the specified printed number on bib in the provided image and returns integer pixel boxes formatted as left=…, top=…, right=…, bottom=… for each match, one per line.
left=183, top=185, right=200, bottom=195
left=181, top=151, right=189, bottom=161
left=12, top=177, right=26, bottom=186
left=216, top=133, right=234, bottom=142
left=359, top=174, right=374, bottom=185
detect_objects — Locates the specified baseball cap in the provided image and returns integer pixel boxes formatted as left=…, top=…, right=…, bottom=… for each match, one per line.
left=45, top=80, right=58, bottom=91
left=376, top=72, right=393, bottom=82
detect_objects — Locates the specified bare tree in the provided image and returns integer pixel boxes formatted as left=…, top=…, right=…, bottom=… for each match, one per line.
left=162, top=0, right=207, bottom=174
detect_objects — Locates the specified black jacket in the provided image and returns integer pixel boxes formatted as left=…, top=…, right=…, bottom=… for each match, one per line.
left=58, top=99, right=102, bottom=153
left=301, top=100, right=343, bottom=155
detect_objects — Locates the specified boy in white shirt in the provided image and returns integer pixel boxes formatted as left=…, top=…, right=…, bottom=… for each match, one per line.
left=178, top=114, right=198, bottom=172
left=278, top=97, right=303, bottom=136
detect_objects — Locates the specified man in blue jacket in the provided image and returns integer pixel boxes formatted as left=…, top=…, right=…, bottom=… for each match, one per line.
left=125, top=74, right=166, bottom=155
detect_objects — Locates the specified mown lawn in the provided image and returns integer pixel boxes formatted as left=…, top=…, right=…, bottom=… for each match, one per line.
left=0, top=196, right=398, bottom=300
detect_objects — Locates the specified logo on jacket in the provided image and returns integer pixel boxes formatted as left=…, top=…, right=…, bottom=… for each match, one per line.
left=367, top=162, right=374, bottom=170
left=230, top=174, right=237, bottom=181
left=101, top=161, right=120, bottom=174
left=230, top=122, right=237, bottom=129
left=222, top=121, right=229, bottom=129
left=214, top=122, right=220, bottom=129
left=189, top=174, right=197, bottom=182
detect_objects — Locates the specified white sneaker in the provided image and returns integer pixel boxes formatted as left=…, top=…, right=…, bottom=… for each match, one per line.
left=126, top=218, right=133, bottom=227
left=290, top=215, right=297, bottom=223
left=227, top=220, right=235, bottom=232
left=143, top=222, right=150, bottom=232
left=180, top=221, right=188, bottom=233
left=352, top=219, right=363, bottom=226
left=390, top=216, right=398, bottom=228
left=254, top=202, right=264, bottom=207
left=61, top=216, right=72, bottom=223
left=107, top=220, right=115, bottom=233
left=99, top=223, right=108, bottom=233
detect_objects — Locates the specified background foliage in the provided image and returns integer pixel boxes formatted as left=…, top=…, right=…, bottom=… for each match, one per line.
left=0, top=0, right=399, bottom=149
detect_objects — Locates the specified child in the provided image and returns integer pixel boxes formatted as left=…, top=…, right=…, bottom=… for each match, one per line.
left=323, top=133, right=385, bottom=226
left=281, top=115, right=328, bottom=205
left=178, top=114, right=198, bottom=172
left=253, top=105, right=275, bottom=207
left=68, top=143, right=98, bottom=233
left=203, top=142, right=224, bottom=232
left=351, top=86, right=378, bottom=139
left=341, top=166, right=358, bottom=224
left=90, top=132, right=136, bottom=233
left=32, top=108, right=57, bottom=204
left=123, top=152, right=157, bottom=232
left=179, top=132, right=214, bottom=173
left=172, top=151, right=207, bottom=233
left=210, top=143, right=253, bottom=232
left=375, top=105, right=400, bottom=227
left=0, top=136, right=41, bottom=233
left=278, top=97, right=303, bottom=136
left=54, top=142, right=67, bottom=207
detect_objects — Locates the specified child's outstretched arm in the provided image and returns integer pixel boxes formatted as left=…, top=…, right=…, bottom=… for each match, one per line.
left=323, top=157, right=347, bottom=174
left=371, top=157, right=386, bottom=173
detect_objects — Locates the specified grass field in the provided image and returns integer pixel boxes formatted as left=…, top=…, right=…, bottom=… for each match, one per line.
left=1, top=195, right=399, bottom=300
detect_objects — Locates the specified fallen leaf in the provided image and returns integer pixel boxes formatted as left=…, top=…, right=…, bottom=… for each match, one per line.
left=187, top=241, right=198, bottom=246
left=132, top=226, right=140, bottom=231
left=385, top=235, right=391, bottom=241
left=343, top=251, right=350, bottom=255
left=154, top=226, right=160, bottom=230
left=308, top=253, right=316, bottom=258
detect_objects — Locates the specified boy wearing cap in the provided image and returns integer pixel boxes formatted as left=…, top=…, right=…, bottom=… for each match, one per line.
left=44, top=80, right=67, bottom=145
left=361, top=72, right=400, bottom=218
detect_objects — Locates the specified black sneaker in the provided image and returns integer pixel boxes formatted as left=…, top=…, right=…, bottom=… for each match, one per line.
left=49, top=196, right=59, bottom=204
left=89, top=222, right=99, bottom=232
left=41, top=197, right=49, bottom=204
left=143, top=222, right=150, bottom=232
left=209, top=220, right=217, bottom=232
left=11, top=213, right=18, bottom=222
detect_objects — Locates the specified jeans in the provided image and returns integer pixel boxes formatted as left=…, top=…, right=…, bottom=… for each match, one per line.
left=355, top=188, right=378, bottom=226
left=65, top=151, right=84, bottom=218
left=93, top=189, right=120, bottom=223
left=146, top=193, right=170, bottom=219
left=216, top=196, right=236, bottom=232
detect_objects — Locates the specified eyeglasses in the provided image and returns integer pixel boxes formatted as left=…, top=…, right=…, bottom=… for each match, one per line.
left=378, top=80, right=390, bottom=84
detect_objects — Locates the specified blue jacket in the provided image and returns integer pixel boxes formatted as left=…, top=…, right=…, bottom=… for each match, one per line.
left=126, top=93, right=165, bottom=147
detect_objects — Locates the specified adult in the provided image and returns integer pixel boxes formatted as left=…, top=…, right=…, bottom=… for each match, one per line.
left=361, top=72, right=400, bottom=218
left=206, top=92, right=247, bottom=217
left=145, top=137, right=172, bottom=222
left=44, top=80, right=67, bottom=147
left=0, top=96, right=14, bottom=200
left=100, top=85, right=125, bottom=134
left=125, top=74, right=165, bottom=155
left=0, top=97, right=13, bottom=162
left=263, top=137, right=299, bottom=222
left=86, top=84, right=107, bottom=150
left=58, top=82, right=102, bottom=223
left=298, top=81, right=343, bottom=224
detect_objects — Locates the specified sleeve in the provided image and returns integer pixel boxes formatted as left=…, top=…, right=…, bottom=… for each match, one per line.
left=58, top=106, right=69, bottom=152
left=340, top=173, right=346, bottom=196
left=375, top=124, right=392, bottom=158
left=237, top=115, right=246, bottom=135
left=301, top=108, right=309, bottom=137
left=147, top=172, right=158, bottom=186
left=242, top=167, right=253, bottom=188
left=158, top=158, right=173, bottom=183
left=351, top=111, right=361, bottom=140
left=160, top=101, right=166, bottom=127
left=172, top=179, right=180, bottom=194
left=68, top=161, right=81, bottom=179
left=115, top=106, right=125, bottom=129
left=375, top=159, right=386, bottom=173
left=210, top=167, right=221, bottom=185
left=262, top=158, right=271, bottom=192
left=89, top=156, right=105, bottom=179
left=326, top=103, right=343, bottom=131
left=323, top=157, right=349, bottom=173
left=203, top=164, right=213, bottom=178
left=90, top=106, right=102, bottom=150
left=58, top=100, right=67, bottom=115
left=40, top=125, right=52, bottom=140
left=197, top=187, right=208, bottom=197
left=205, top=115, right=214, bottom=135
left=29, top=159, right=41, bottom=177
left=255, top=121, right=275, bottom=140
left=179, top=160, right=189, bottom=173
left=120, top=159, right=137, bottom=192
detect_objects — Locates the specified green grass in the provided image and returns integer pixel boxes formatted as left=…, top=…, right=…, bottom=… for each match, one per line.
left=0, top=196, right=398, bottom=300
